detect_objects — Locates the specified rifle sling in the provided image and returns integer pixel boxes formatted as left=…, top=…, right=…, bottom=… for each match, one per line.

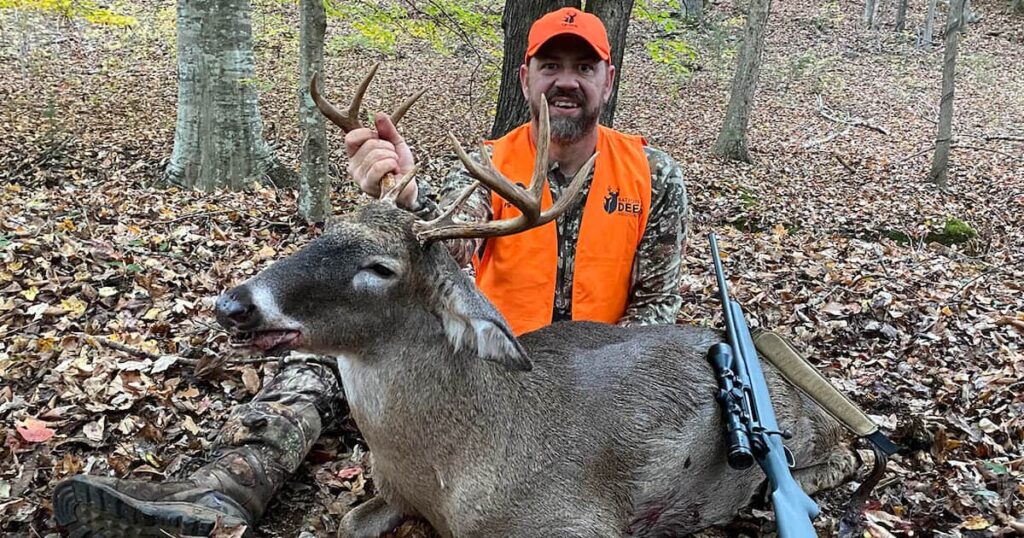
left=752, top=330, right=899, bottom=456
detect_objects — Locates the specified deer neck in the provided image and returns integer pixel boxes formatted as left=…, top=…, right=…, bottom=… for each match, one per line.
left=334, top=313, right=522, bottom=446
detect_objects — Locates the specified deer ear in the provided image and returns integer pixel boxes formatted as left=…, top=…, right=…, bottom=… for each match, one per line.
left=436, top=274, right=531, bottom=371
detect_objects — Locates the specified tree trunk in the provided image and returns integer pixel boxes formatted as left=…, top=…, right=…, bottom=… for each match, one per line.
left=895, top=0, right=909, bottom=31
left=681, top=0, right=704, bottom=22
left=920, top=0, right=938, bottom=48
left=166, top=0, right=279, bottom=191
left=490, top=0, right=580, bottom=139
left=586, top=0, right=636, bottom=128
left=298, top=0, right=330, bottom=222
left=962, top=0, right=979, bottom=25
left=929, top=0, right=965, bottom=190
left=713, top=0, right=772, bottom=163
left=863, top=0, right=878, bottom=29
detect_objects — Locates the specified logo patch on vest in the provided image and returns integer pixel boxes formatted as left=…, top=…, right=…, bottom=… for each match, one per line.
left=603, top=187, right=642, bottom=217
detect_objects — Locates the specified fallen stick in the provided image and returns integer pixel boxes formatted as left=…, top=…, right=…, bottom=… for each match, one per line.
left=816, top=95, right=889, bottom=135
left=81, top=334, right=340, bottom=379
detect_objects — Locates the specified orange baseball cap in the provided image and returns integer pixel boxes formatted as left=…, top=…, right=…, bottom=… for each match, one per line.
left=525, top=7, right=611, bottom=63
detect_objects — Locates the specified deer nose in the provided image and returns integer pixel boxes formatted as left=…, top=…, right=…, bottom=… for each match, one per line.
left=215, top=287, right=255, bottom=329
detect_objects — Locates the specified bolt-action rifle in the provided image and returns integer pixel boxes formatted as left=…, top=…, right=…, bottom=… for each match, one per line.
left=706, top=233, right=819, bottom=538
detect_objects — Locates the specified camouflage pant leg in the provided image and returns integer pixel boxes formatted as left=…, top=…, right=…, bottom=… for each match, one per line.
left=188, top=360, right=343, bottom=521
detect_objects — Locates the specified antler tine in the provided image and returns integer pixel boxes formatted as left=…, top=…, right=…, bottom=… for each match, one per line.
left=446, top=133, right=538, bottom=219
left=415, top=180, right=483, bottom=231
left=309, top=65, right=378, bottom=133
left=348, top=63, right=379, bottom=126
left=381, top=164, right=420, bottom=204
left=311, top=65, right=428, bottom=196
left=530, top=99, right=551, bottom=200
left=390, top=88, right=427, bottom=127
left=538, top=151, right=597, bottom=223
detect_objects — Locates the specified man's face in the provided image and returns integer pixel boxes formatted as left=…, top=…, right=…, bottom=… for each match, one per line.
left=520, top=35, right=615, bottom=144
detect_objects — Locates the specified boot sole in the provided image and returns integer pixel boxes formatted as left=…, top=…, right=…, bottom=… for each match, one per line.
left=53, top=476, right=248, bottom=537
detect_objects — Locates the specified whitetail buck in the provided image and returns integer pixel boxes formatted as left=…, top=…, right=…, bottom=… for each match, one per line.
left=214, top=72, right=863, bottom=537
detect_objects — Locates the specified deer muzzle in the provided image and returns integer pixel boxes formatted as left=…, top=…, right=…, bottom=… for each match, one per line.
left=215, top=284, right=304, bottom=355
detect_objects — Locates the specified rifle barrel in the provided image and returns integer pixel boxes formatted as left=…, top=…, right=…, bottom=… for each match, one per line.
left=708, top=234, right=736, bottom=342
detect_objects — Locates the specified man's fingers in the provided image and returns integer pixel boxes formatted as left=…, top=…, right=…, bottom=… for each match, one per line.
left=375, top=112, right=415, bottom=174
left=344, top=128, right=377, bottom=159
left=353, top=158, right=399, bottom=196
left=374, top=112, right=401, bottom=145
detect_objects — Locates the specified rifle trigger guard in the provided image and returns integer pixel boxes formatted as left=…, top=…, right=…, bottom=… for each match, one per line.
left=783, top=445, right=796, bottom=468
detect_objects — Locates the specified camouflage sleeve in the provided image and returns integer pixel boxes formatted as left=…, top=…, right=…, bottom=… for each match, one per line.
left=618, top=146, right=688, bottom=327
left=409, top=149, right=493, bottom=267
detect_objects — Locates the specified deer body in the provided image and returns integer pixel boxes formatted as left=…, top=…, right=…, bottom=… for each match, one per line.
left=216, top=204, right=852, bottom=538
left=214, top=84, right=855, bottom=537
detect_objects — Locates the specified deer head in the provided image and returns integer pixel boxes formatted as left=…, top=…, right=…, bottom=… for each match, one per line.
left=215, top=67, right=596, bottom=372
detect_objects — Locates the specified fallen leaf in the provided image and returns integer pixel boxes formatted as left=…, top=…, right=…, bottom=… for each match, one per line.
left=16, top=418, right=56, bottom=443
left=182, top=415, right=200, bottom=436
left=241, top=367, right=260, bottom=394
left=83, top=417, right=105, bottom=443
left=962, top=515, right=991, bottom=530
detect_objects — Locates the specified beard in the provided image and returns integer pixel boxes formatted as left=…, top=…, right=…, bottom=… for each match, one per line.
left=530, top=87, right=603, bottom=144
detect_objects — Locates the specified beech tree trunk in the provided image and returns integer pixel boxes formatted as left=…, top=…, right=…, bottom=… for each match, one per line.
left=489, top=0, right=634, bottom=138
left=929, top=0, right=966, bottom=190
left=681, top=0, right=704, bottom=21
left=713, top=0, right=772, bottom=163
left=895, top=0, right=909, bottom=31
left=863, top=0, right=879, bottom=29
left=298, top=0, right=329, bottom=222
left=920, top=0, right=938, bottom=48
left=962, top=0, right=979, bottom=25
left=166, top=0, right=280, bottom=191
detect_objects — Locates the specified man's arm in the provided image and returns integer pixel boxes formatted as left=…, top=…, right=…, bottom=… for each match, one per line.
left=618, top=147, right=688, bottom=327
left=408, top=149, right=493, bottom=267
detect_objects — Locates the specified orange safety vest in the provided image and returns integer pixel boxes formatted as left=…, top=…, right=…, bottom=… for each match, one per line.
left=474, top=123, right=652, bottom=335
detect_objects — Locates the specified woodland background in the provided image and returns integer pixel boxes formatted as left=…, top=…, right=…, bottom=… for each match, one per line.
left=0, top=0, right=1022, bottom=536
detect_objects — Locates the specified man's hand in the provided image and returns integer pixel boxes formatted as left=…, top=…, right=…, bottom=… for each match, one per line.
left=344, top=112, right=418, bottom=209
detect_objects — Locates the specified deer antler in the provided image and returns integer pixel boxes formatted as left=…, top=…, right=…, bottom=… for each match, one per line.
left=309, top=65, right=426, bottom=195
left=414, top=99, right=597, bottom=243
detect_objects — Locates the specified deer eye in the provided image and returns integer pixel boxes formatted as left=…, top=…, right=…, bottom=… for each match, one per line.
left=353, top=260, right=401, bottom=294
left=358, top=259, right=399, bottom=279
left=366, top=263, right=396, bottom=278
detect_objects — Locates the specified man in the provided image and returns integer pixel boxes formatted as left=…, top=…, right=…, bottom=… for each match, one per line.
left=52, top=7, right=688, bottom=536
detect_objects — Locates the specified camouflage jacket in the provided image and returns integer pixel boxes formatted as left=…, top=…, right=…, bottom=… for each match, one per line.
left=411, top=145, right=688, bottom=327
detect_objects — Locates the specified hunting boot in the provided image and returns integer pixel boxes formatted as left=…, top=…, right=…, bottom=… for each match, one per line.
left=53, top=362, right=343, bottom=537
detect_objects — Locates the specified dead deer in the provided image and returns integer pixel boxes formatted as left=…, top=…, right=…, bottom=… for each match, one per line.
left=214, top=73, right=863, bottom=537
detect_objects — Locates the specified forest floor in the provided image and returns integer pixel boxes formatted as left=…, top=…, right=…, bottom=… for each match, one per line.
left=0, top=0, right=1022, bottom=536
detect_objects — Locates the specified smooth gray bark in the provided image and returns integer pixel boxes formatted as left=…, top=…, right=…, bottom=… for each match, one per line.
left=166, top=0, right=278, bottom=191
left=895, top=0, right=909, bottom=31
left=586, top=0, right=636, bottom=127
left=929, top=0, right=965, bottom=190
left=920, top=0, right=938, bottom=49
left=681, top=0, right=704, bottom=21
left=714, top=0, right=772, bottom=163
left=863, top=0, right=879, bottom=29
left=298, top=0, right=330, bottom=222
left=963, top=0, right=979, bottom=25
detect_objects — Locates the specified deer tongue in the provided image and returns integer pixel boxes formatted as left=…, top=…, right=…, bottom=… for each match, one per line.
left=253, top=330, right=300, bottom=352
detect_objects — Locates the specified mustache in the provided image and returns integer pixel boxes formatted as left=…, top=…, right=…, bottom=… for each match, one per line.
left=545, top=88, right=586, bottom=104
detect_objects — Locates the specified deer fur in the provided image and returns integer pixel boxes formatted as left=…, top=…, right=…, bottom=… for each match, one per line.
left=215, top=203, right=858, bottom=537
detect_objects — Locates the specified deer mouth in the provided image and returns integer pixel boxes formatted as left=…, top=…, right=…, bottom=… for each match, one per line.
left=230, top=329, right=302, bottom=354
